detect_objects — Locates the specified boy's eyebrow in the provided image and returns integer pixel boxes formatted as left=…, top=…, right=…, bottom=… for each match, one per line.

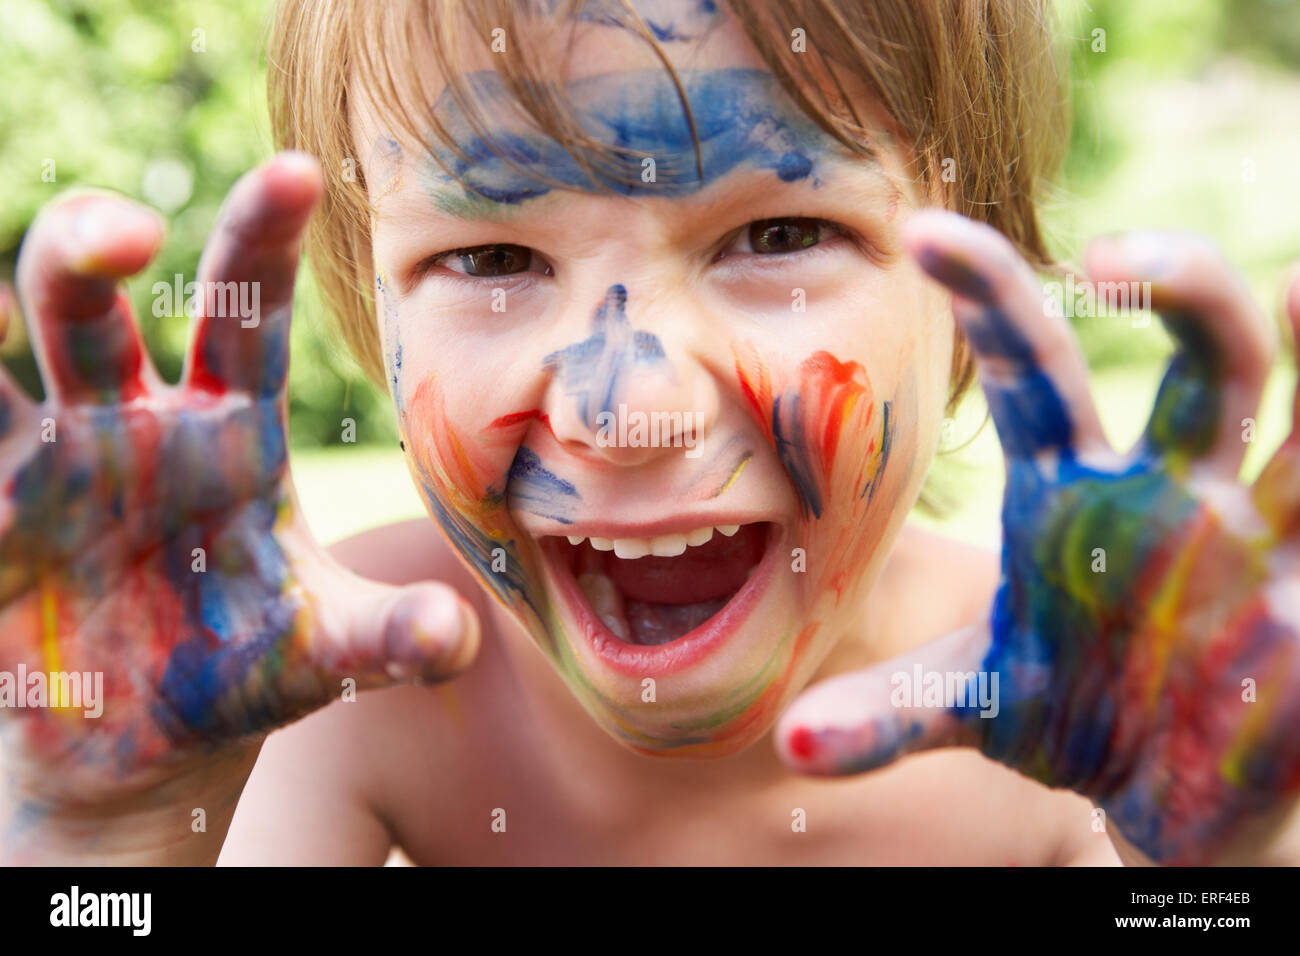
left=426, top=181, right=568, bottom=223
left=388, top=150, right=899, bottom=239
left=411, top=67, right=873, bottom=211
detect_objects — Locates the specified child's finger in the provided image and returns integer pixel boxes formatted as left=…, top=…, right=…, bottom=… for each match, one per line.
left=902, top=209, right=1110, bottom=461
left=1251, top=265, right=1300, bottom=534
left=307, top=560, right=482, bottom=690
left=14, top=191, right=164, bottom=404
left=775, top=624, right=990, bottom=775
left=1086, top=233, right=1275, bottom=476
left=184, top=152, right=323, bottom=398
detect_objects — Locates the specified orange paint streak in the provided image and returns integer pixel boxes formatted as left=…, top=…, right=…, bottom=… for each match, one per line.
left=797, top=351, right=871, bottom=478
left=731, top=341, right=774, bottom=443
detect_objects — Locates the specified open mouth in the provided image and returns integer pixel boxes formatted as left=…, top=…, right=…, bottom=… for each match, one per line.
left=541, top=521, right=779, bottom=662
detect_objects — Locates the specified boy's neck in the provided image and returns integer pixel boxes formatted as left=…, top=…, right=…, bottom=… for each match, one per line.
left=483, top=594, right=883, bottom=790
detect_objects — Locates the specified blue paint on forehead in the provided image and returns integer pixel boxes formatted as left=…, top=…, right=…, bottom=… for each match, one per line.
left=425, top=68, right=831, bottom=204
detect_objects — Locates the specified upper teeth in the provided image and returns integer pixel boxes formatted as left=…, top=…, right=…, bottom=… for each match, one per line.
left=566, top=524, right=741, bottom=559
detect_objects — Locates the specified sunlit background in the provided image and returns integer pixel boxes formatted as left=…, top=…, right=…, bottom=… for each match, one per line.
left=1, top=0, right=1298, bottom=548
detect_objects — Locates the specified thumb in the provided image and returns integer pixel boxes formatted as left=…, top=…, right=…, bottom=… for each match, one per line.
left=307, top=561, right=481, bottom=691
left=775, top=623, right=993, bottom=775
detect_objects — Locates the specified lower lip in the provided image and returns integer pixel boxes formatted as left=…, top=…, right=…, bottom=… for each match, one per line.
left=542, top=523, right=785, bottom=677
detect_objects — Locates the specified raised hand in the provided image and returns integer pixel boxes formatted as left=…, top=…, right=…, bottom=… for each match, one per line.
left=777, top=209, right=1300, bottom=865
left=0, top=154, right=478, bottom=824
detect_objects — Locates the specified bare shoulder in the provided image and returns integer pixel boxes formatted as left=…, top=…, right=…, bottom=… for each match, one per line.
left=326, top=517, right=484, bottom=594
left=865, top=523, right=1001, bottom=659
left=863, top=748, right=1120, bottom=864
left=887, top=522, right=1000, bottom=615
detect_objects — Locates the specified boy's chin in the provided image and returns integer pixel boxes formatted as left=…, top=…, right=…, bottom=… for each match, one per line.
left=588, top=701, right=784, bottom=760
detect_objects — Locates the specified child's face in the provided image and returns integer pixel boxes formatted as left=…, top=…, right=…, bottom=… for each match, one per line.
left=356, top=5, right=953, bottom=756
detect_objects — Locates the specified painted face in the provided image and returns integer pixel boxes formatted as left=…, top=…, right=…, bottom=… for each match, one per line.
left=358, top=5, right=954, bottom=756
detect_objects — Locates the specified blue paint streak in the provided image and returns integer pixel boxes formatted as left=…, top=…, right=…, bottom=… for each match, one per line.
left=198, top=568, right=234, bottom=641
left=544, top=284, right=666, bottom=427
left=967, top=304, right=1074, bottom=457
left=916, top=247, right=995, bottom=301
left=771, top=393, right=822, bottom=520
left=411, top=477, right=552, bottom=647
left=377, top=274, right=405, bottom=421
left=542, top=0, right=721, bottom=44
left=152, top=499, right=300, bottom=740
left=508, top=447, right=579, bottom=524
left=426, top=68, right=826, bottom=203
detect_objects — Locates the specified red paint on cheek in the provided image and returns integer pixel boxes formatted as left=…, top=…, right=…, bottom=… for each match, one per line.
left=733, top=341, right=883, bottom=527
left=489, top=408, right=557, bottom=441
left=490, top=409, right=541, bottom=429
left=797, top=351, right=873, bottom=479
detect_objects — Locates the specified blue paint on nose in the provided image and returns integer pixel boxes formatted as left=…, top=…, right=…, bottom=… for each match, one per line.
left=543, top=284, right=667, bottom=428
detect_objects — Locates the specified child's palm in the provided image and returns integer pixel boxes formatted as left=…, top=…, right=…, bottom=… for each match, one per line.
left=779, top=211, right=1300, bottom=865
left=0, top=155, right=477, bottom=805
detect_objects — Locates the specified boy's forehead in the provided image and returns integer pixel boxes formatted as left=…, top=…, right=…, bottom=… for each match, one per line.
left=352, top=3, right=898, bottom=210
left=423, top=69, right=852, bottom=207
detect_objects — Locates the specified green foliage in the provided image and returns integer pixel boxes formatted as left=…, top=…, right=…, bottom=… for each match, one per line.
left=1050, top=0, right=1300, bottom=369
left=0, top=0, right=391, bottom=448
left=1, top=0, right=1297, bottom=449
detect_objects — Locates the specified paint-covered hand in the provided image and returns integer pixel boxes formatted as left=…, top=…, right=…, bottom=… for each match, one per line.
left=777, top=209, right=1300, bottom=865
left=0, top=154, right=479, bottom=817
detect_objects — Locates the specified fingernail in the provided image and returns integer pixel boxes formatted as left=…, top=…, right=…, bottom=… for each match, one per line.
left=1117, top=234, right=1173, bottom=278
left=385, top=660, right=416, bottom=682
left=73, top=205, right=111, bottom=251
left=265, top=152, right=323, bottom=201
left=73, top=203, right=159, bottom=268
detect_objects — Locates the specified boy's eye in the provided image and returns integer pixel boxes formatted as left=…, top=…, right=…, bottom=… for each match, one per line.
left=719, top=217, right=840, bottom=259
left=427, top=244, right=552, bottom=278
left=750, top=218, right=823, bottom=253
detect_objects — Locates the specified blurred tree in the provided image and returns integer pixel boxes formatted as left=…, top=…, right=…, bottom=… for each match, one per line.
left=0, top=0, right=393, bottom=448
left=0, top=0, right=1297, bottom=425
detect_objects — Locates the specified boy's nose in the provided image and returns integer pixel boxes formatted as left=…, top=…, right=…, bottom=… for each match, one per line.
left=542, top=284, right=717, bottom=466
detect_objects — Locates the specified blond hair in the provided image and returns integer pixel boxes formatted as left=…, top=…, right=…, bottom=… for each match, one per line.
left=267, top=0, right=1067, bottom=408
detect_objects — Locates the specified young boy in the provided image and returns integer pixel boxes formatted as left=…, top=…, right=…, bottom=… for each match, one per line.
left=2, top=0, right=1298, bottom=866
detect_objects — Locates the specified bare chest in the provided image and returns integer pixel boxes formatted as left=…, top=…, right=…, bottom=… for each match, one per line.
left=385, top=730, right=1084, bottom=865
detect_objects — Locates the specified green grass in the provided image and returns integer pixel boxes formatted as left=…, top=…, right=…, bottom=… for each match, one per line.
left=291, top=446, right=425, bottom=546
